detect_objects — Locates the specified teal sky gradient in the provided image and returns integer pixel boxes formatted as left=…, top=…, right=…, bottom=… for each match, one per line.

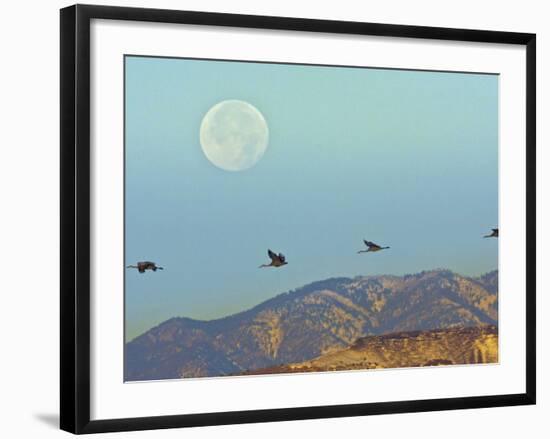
left=125, top=56, right=498, bottom=341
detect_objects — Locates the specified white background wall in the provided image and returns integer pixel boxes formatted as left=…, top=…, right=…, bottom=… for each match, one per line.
left=0, top=0, right=546, bottom=437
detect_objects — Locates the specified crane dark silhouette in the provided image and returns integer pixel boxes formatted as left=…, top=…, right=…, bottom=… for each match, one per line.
left=358, top=240, right=390, bottom=253
left=484, top=228, right=499, bottom=238
left=259, top=249, right=287, bottom=268
left=127, top=261, right=164, bottom=273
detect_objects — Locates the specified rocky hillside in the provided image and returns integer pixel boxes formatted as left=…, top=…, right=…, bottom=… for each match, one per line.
left=242, top=325, right=498, bottom=375
left=125, top=269, right=498, bottom=381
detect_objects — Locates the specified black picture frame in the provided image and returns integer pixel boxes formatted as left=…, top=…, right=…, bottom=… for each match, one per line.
left=60, top=4, right=536, bottom=434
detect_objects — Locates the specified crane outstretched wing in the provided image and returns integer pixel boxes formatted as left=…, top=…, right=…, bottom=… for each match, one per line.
left=364, top=240, right=380, bottom=249
left=268, top=249, right=277, bottom=260
left=278, top=253, right=286, bottom=263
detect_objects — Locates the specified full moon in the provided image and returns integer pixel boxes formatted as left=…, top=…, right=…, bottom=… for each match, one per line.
left=200, top=100, right=269, bottom=171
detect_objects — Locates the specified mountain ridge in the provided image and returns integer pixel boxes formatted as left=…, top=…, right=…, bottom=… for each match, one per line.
left=239, top=325, right=498, bottom=375
left=129, top=269, right=496, bottom=335
left=125, top=269, right=498, bottom=381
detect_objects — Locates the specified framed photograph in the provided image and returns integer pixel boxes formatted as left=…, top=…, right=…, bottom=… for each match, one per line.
left=60, top=4, right=536, bottom=434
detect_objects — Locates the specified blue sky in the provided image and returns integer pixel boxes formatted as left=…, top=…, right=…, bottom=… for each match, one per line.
left=125, top=56, right=498, bottom=341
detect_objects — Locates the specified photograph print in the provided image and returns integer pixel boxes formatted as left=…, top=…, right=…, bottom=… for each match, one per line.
left=124, top=55, right=499, bottom=382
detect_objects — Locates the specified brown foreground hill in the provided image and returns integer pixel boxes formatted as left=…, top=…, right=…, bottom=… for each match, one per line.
left=241, top=325, right=498, bottom=375
left=126, top=269, right=498, bottom=380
